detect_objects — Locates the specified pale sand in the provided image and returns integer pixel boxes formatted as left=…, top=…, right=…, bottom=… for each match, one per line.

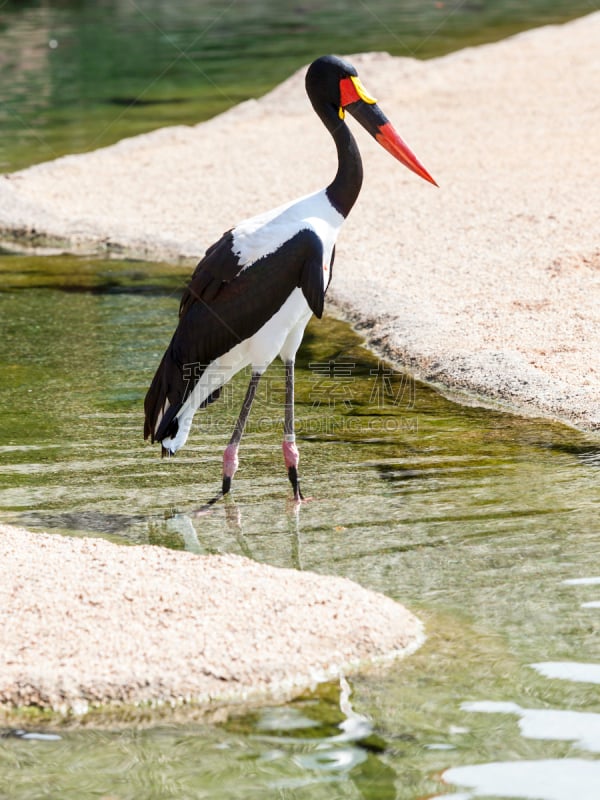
left=0, top=524, right=422, bottom=718
left=1, top=13, right=599, bottom=430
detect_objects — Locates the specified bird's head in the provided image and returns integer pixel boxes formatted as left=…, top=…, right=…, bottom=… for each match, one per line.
left=305, top=55, right=437, bottom=186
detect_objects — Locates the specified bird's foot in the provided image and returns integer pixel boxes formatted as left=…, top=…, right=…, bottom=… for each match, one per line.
left=287, top=466, right=305, bottom=502
left=193, top=491, right=224, bottom=515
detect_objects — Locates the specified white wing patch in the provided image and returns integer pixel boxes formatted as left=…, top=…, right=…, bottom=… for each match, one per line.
left=231, top=188, right=344, bottom=270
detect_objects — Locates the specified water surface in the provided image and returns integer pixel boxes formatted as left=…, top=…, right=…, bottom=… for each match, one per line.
left=0, top=0, right=594, bottom=171
left=0, top=255, right=599, bottom=798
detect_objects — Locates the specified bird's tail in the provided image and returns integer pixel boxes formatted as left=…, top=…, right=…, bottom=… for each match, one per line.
left=144, top=347, right=222, bottom=450
left=143, top=346, right=183, bottom=445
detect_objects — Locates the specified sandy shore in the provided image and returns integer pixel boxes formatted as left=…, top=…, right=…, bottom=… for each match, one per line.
left=0, top=524, right=422, bottom=719
left=1, top=15, right=599, bottom=719
left=1, top=13, right=599, bottom=431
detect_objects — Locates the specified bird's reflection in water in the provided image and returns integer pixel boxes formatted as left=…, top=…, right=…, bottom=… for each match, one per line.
left=162, top=494, right=304, bottom=569
left=156, top=505, right=402, bottom=799
left=248, top=676, right=398, bottom=800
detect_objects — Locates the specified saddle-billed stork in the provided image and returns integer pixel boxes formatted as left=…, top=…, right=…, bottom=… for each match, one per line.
left=144, top=54, right=436, bottom=502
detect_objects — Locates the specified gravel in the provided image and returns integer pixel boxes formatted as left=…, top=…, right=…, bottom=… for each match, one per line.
left=0, top=524, right=422, bottom=718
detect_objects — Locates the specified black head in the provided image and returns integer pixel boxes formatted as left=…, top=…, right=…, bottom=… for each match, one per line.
left=305, top=55, right=359, bottom=116
left=304, top=54, right=438, bottom=187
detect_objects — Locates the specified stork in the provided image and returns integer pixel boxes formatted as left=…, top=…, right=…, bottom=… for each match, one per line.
left=144, top=54, right=436, bottom=502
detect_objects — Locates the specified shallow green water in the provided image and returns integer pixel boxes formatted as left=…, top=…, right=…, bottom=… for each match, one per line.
left=1, top=255, right=599, bottom=799
left=0, top=0, right=594, bottom=172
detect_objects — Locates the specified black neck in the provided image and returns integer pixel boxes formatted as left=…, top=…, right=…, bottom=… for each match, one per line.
left=315, top=104, right=364, bottom=218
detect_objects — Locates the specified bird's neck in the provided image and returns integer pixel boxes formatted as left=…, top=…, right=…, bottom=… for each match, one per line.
left=322, top=111, right=364, bottom=218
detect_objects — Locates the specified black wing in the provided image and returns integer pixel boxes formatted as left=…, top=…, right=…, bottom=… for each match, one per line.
left=144, top=228, right=325, bottom=443
left=179, top=230, right=240, bottom=314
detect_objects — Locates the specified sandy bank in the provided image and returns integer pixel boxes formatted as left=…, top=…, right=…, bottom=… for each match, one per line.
left=0, top=524, right=422, bottom=720
left=1, top=14, right=599, bottom=431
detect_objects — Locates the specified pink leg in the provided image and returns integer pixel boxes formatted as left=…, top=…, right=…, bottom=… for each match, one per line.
left=222, top=372, right=260, bottom=496
left=283, top=360, right=304, bottom=501
left=282, top=436, right=300, bottom=471
left=283, top=436, right=303, bottom=502
left=223, top=443, right=239, bottom=481
left=282, top=435, right=303, bottom=501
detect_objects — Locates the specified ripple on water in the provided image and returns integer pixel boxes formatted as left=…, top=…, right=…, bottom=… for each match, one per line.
left=2, top=256, right=600, bottom=797
left=530, top=662, right=600, bottom=685
left=462, top=700, right=600, bottom=753
left=437, top=759, right=600, bottom=800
